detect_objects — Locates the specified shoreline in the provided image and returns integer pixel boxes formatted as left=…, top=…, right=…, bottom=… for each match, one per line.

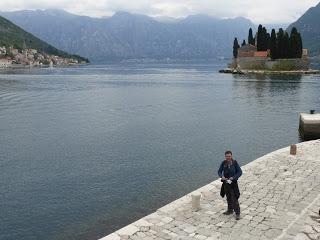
left=99, top=140, right=320, bottom=240
left=0, top=62, right=89, bottom=70
left=219, top=68, right=320, bottom=75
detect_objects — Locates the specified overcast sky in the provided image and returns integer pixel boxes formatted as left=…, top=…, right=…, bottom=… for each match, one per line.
left=0, top=0, right=319, bottom=24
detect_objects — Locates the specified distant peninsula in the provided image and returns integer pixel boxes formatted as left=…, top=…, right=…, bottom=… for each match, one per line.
left=221, top=24, right=319, bottom=74
left=0, top=15, right=89, bottom=68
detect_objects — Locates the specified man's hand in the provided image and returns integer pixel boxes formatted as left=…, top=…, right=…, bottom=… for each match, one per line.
left=221, top=176, right=227, bottom=181
left=229, top=177, right=233, bottom=181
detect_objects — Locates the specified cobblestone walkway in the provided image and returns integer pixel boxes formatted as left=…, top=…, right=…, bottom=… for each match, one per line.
left=100, top=140, right=320, bottom=240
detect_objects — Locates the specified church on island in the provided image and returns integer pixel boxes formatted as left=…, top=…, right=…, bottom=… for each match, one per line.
left=228, top=25, right=311, bottom=72
left=237, top=44, right=308, bottom=59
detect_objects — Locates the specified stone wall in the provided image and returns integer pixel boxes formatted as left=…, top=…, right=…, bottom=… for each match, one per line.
left=228, top=59, right=237, bottom=69
left=266, top=59, right=310, bottom=71
left=236, top=57, right=310, bottom=71
left=237, top=57, right=267, bottom=70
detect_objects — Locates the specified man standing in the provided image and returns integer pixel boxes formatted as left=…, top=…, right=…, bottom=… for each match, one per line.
left=218, top=150, right=242, bottom=220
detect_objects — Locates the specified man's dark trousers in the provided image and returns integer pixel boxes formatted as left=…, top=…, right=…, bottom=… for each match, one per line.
left=223, top=182, right=240, bottom=214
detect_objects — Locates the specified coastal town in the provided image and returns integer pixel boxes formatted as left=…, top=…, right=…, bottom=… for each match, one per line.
left=0, top=46, right=85, bottom=68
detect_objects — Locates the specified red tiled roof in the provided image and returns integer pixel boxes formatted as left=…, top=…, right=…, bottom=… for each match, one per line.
left=254, top=51, right=268, bottom=57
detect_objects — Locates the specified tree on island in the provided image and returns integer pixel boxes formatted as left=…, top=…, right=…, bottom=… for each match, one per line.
left=233, top=37, right=240, bottom=58
left=289, top=27, right=303, bottom=58
left=277, top=28, right=285, bottom=58
left=256, top=25, right=269, bottom=51
left=266, top=32, right=271, bottom=50
left=283, top=32, right=290, bottom=58
left=297, top=33, right=303, bottom=57
left=262, top=27, right=268, bottom=51
left=256, top=25, right=263, bottom=51
left=270, top=29, right=277, bottom=59
left=248, top=28, right=254, bottom=45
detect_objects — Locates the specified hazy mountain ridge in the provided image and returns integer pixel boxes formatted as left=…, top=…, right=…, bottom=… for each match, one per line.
left=0, top=10, right=255, bottom=62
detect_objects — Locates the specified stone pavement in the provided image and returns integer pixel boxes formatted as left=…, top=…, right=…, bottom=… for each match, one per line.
left=100, top=140, right=320, bottom=240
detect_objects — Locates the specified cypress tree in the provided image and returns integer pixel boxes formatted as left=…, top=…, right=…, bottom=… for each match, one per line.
left=288, top=33, right=292, bottom=58
left=297, top=33, right=303, bottom=58
left=289, top=27, right=299, bottom=58
left=233, top=37, right=240, bottom=58
left=257, top=25, right=263, bottom=51
left=266, top=33, right=271, bottom=50
left=277, top=28, right=285, bottom=58
left=242, top=40, right=246, bottom=46
left=262, top=27, right=268, bottom=51
left=270, top=29, right=277, bottom=59
left=248, top=28, right=254, bottom=45
left=283, top=32, right=290, bottom=58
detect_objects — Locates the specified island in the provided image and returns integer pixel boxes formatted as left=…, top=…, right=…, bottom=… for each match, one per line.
left=220, top=25, right=320, bottom=74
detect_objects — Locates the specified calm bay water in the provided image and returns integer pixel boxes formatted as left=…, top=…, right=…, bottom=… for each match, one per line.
left=1, top=61, right=320, bottom=240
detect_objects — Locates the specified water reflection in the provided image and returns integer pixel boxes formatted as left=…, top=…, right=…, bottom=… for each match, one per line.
left=232, top=73, right=302, bottom=83
left=232, top=73, right=302, bottom=100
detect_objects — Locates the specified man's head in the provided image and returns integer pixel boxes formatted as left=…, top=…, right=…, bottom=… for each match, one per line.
left=225, top=150, right=233, bottom=161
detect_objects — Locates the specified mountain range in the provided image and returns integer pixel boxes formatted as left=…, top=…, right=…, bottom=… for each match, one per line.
left=0, top=10, right=255, bottom=62
left=2, top=3, right=320, bottom=62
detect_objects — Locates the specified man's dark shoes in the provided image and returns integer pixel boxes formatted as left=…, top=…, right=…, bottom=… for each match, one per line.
left=223, top=210, right=233, bottom=215
left=235, top=214, right=240, bottom=220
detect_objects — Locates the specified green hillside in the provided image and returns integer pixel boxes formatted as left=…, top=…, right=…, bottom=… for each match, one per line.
left=0, top=15, right=89, bottom=62
left=287, top=2, right=320, bottom=56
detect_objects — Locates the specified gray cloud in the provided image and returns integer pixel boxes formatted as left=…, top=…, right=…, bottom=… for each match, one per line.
left=0, top=0, right=319, bottom=23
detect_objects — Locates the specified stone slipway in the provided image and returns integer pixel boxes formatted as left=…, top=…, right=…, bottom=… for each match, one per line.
left=100, top=140, right=320, bottom=240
